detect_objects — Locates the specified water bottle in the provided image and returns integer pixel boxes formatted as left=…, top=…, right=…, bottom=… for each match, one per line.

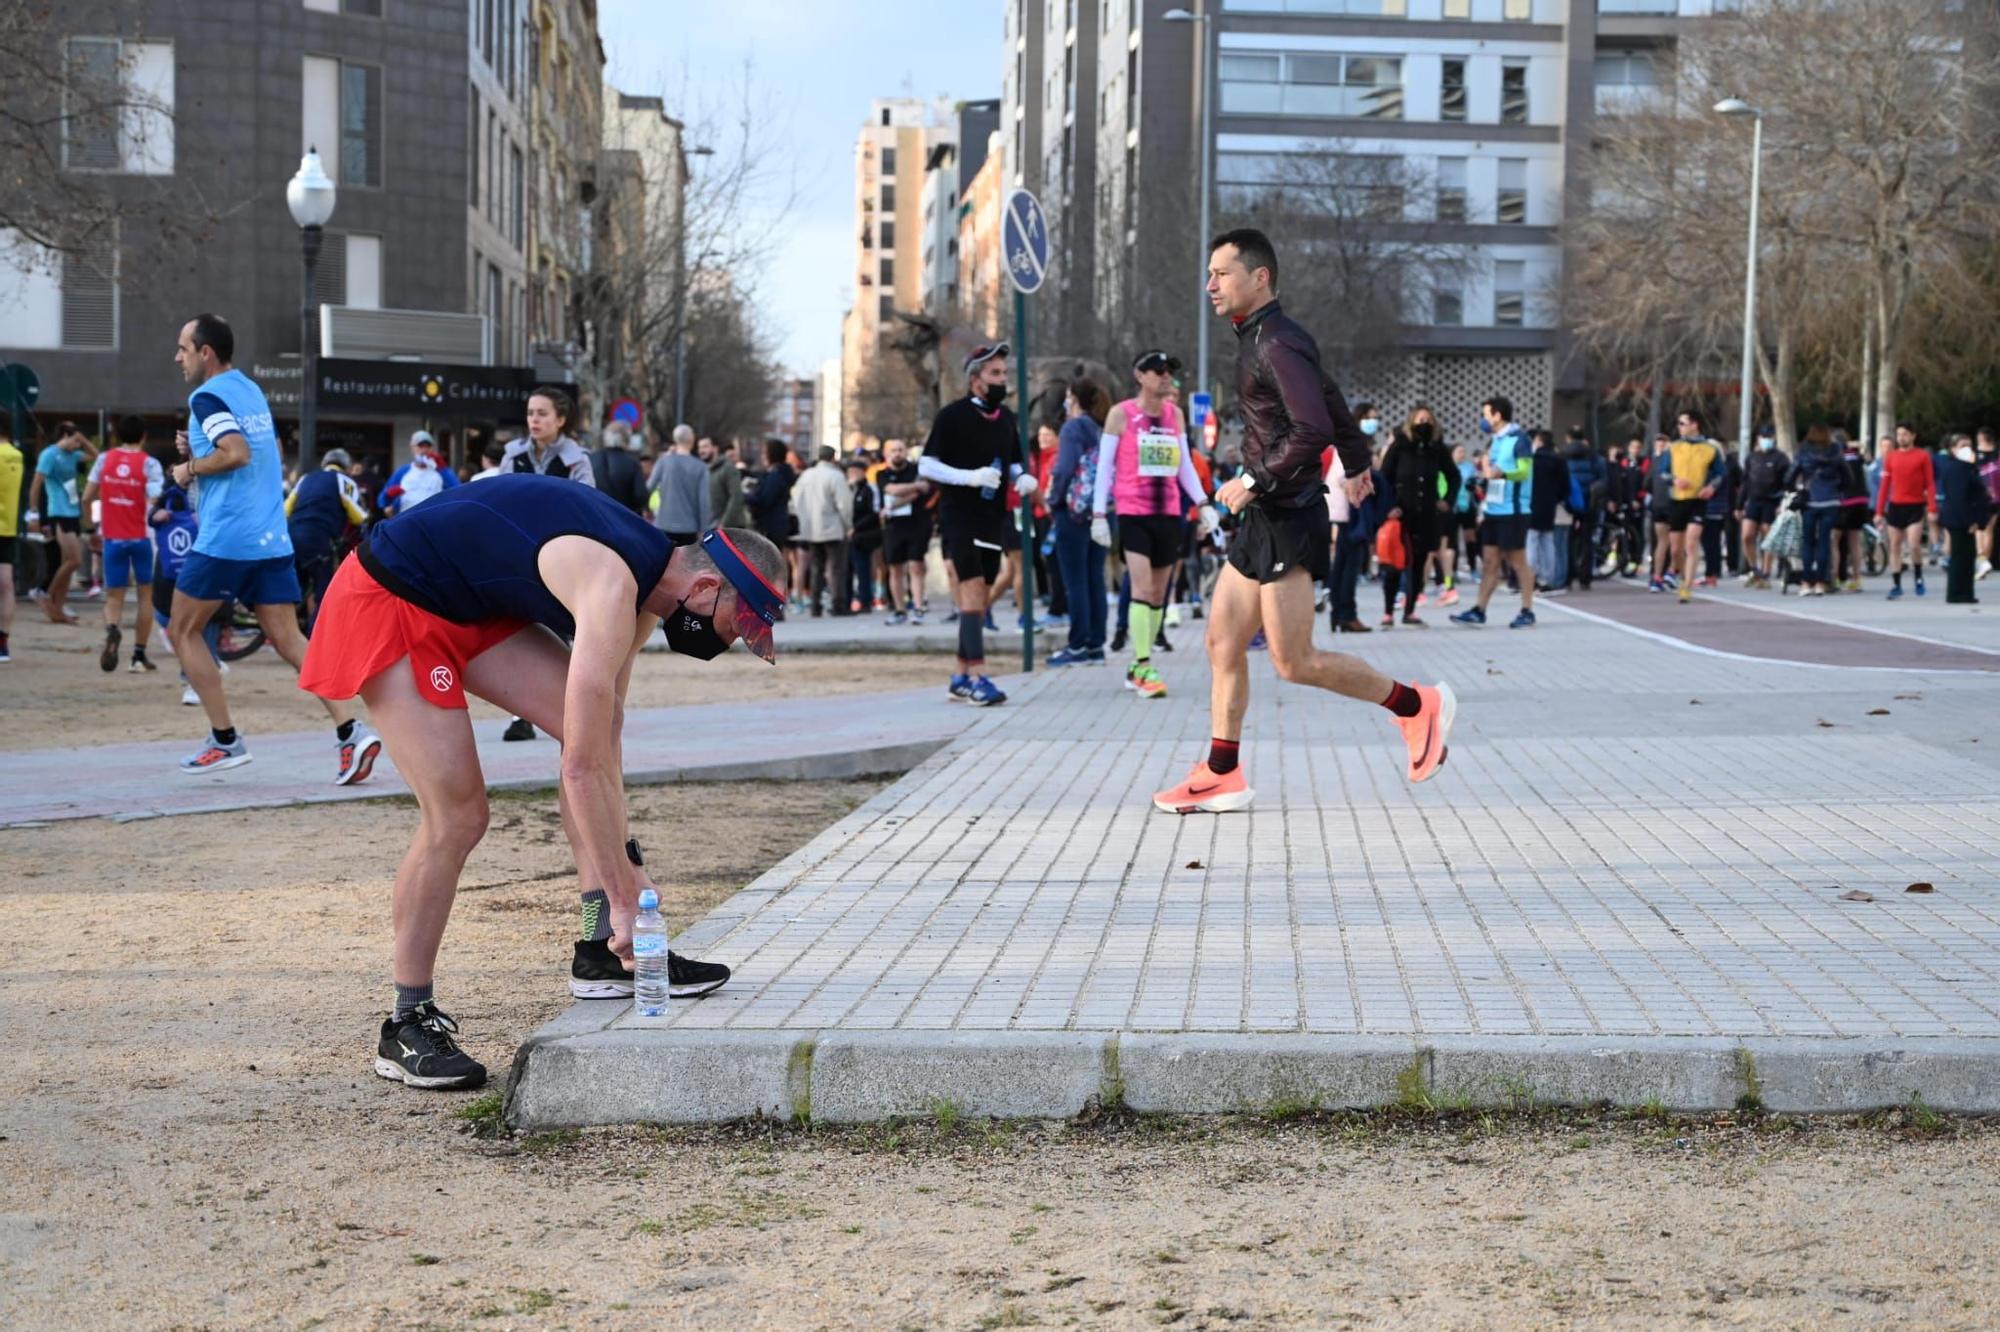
left=632, top=888, right=669, bottom=1016
left=980, top=456, right=1001, bottom=501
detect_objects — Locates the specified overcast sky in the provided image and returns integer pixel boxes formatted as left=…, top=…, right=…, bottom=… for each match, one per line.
left=597, top=1, right=1001, bottom=377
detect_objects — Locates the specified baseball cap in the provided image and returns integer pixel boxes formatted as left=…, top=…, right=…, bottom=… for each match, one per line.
left=410, top=429, right=437, bottom=448
left=321, top=447, right=352, bottom=468
left=1133, top=350, right=1182, bottom=375
left=963, top=341, right=1010, bottom=375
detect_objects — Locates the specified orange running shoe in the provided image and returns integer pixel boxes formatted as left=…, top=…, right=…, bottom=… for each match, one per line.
left=1132, top=663, right=1168, bottom=699
left=1396, top=681, right=1456, bottom=783
left=1153, top=760, right=1253, bottom=814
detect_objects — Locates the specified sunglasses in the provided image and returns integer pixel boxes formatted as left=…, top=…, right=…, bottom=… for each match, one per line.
left=1135, top=355, right=1181, bottom=375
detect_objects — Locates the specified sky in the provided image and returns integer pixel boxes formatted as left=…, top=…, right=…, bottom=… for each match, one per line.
left=597, top=1, right=1002, bottom=378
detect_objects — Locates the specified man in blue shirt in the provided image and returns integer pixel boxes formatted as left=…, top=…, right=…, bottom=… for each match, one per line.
left=166, top=312, right=381, bottom=783
left=1452, top=395, right=1538, bottom=629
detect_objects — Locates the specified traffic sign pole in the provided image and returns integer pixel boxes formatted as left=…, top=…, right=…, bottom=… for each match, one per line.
left=1003, top=188, right=1051, bottom=675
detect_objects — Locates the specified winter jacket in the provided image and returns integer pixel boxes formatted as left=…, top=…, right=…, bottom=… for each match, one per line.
left=1563, top=440, right=1608, bottom=517
left=791, top=460, right=853, bottom=543
left=1378, top=429, right=1458, bottom=518
left=1937, top=453, right=1994, bottom=531
left=709, top=457, right=748, bottom=530
left=1743, top=446, right=1792, bottom=504
left=1787, top=444, right=1848, bottom=507
left=746, top=462, right=796, bottom=546
left=590, top=445, right=649, bottom=515
left=1529, top=444, right=1568, bottom=530
left=1230, top=300, right=1370, bottom=505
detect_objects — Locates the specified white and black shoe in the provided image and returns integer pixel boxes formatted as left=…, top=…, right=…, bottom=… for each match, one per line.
left=570, top=937, right=730, bottom=1000
left=374, top=1002, right=487, bottom=1090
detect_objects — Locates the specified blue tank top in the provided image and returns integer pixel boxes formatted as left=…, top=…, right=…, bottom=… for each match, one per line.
left=360, top=474, right=671, bottom=636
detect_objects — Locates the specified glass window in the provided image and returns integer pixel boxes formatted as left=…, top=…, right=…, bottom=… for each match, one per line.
left=1433, top=287, right=1463, bottom=328
left=1494, top=260, right=1525, bottom=326
left=879, top=220, right=895, bottom=248
left=510, top=145, right=524, bottom=247
left=1443, top=0, right=1469, bottom=15
left=879, top=257, right=894, bottom=285
left=1218, top=51, right=1402, bottom=121
left=881, top=182, right=896, bottom=210
left=62, top=38, right=122, bottom=171
left=468, top=86, right=480, bottom=208
left=881, top=146, right=896, bottom=175
left=1503, top=0, right=1531, bottom=18
left=878, top=294, right=895, bottom=320
left=1218, top=54, right=1280, bottom=83
left=1440, top=58, right=1466, bottom=123
left=1501, top=61, right=1529, bottom=125
left=1435, top=157, right=1467, bottom=223
left=339, top=61, right=381, bottom=187
left=342, top=0, right=383, bottom=14
left=1497, top=158, right=1527, bottom=223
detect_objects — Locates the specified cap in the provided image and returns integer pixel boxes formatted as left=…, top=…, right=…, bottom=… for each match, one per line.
left=321, top=447, right=352, bottom=469
left=410, top=429, right=437, bottom=448
left=1133, top=349, right=1182, bottom=375
left=699, top=528, right=784, bottom=664
left=637, top=887, right=658, bottom=910
left=963, top=341, right=1010, bottom=375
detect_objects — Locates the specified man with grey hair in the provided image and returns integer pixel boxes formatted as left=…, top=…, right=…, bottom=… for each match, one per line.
left=590, top=418, right=648, bottom=515
left=648, top=423, right=710, bottom=547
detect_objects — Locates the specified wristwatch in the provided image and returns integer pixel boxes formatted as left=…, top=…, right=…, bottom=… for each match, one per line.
left=625, top=837, right=644, bottom=867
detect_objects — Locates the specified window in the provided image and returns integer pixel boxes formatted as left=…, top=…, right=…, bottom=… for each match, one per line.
left=311, top=231, right=349, bottom=311
left=62, top=38, right=174, bottom=175
left=881, top=146, right=897, bottom=175
left=339, top=62, right=382, bottom=186
left=881, top=182, right=896, bottom=210
left=487, top=111, right=498, bottom=223
left=343, top=0, right=384, bottom=14
left=1435, top=157, right=1467, bottom=222
left=1494, top=260, right=1525, bottom=326
left=879, top=257, right=895, bottom=285
left=488, top=263, right=503, bottom=346
left=1433, top=286, right=1463, bottom=328
left=1219, top=51, right=1403, bottom=121
left=1503, top=0, right=1532, bottom=17
left=61, top=228, right=119, bottom=349
left=879, top=220, right=895, bottom=248
left=1443, top=0, right=1469, bottom=15
left=1501, top=61, right=1529, bottom=125
left=1497, top=158, right=1527, bottom=223
left=1594, top=49, right=1665, bottom=115
left=1440, top=58, right=1466, bottom=123
left=511, top=144, right=524, bottom=247
left=468, top=86, right=481, bottom=209
left=63, top=39, right=120, bottom=171
left=878, top=294, right=895, bottom=320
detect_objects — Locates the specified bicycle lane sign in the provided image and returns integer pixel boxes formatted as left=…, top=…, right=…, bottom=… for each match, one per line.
left=1004, top=189, right=1048, bottom=295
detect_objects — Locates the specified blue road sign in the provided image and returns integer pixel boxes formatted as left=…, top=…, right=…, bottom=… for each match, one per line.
left=1003, top=189, right=1049, bottom=295
left=1189, top=391, right=1213, bottom=429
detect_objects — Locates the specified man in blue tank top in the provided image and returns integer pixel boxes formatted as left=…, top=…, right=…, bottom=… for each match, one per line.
left=300, top=474, right=789, bottom=1090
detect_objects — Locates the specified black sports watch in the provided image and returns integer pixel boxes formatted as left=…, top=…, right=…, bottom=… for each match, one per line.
left=626, top=837, right=644, bottom=867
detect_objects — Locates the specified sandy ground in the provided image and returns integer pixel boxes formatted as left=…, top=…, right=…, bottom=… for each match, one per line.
left=0, top=607, right=952, bottom=750
left=4, top=788, right=1999, bottom=1328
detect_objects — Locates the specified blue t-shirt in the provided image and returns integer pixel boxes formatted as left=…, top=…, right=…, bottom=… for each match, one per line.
left=187, top=369, right=292, bottom=560
left=360, top=474, right=671, bottom=637
left=152, top=482, right=200, bottom=581
left=1484, top=425, right=1532, bottom=518
left=35, top=445, right=83, bottom=518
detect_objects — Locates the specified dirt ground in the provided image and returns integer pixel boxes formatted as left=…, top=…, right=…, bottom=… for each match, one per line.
left=4, top=785, right=1999, bottom=1329
left=0, top=608, right=951, bottom=750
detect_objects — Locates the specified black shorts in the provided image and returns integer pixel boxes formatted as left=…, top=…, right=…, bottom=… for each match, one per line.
left=883, top=519, right=931, bottom=565
left=43, top=515, right=81, bottom=536
left=1744, top=497, right=1780, bottom=525
left=944, top=526, right=1004, bottom=583
left=1000, top=516, right=1022, bottom=552
left=1478, top=513, right=1528, bottom=552
left=1668, top=499, right=1706, bottom=532
left=1119, top=513, right=1184, bottom=566
left=1227, top=496, right=1330, bottom=585
left=1884, top=502, right=1928, bottom=530
left=1839, top=505, right=1868, bottom=532
left=0, top=534, right=13, bottom=564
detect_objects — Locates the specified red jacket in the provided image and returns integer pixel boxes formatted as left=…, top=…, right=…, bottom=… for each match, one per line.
left=1876, top=447, right=1936, bottom=516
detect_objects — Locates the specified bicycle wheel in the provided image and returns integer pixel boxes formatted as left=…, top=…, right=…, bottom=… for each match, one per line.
left=1862, top=528, right=1886, bottom=577
left=216, top=602, right=266, bottom=662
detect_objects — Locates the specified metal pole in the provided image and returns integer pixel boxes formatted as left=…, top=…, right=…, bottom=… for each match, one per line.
left=673, top=328, right=687, bottom=428
left=1015, top=288, right=1035, bottom=673
left=300, top=224, right=322, bottom=475
left=1194, top=11, right=1214, bottom=399
left=1859, top=320, right=1873, bottom=444
left=1735, top=115, right=1762, bottom=463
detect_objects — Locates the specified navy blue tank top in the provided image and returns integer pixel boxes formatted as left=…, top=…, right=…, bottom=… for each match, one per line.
left=359, top=474, right=672, bottom=636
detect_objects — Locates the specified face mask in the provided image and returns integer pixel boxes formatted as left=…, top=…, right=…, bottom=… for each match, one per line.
left=1758, top=439, right=1776, bottom=451
left=977, top=382, right=1008, bottom=407
left=1359, top=418, right=1379, bottom=437
left=1954, top=446, right=1975, bottom=463
left=1412, top=423, right=1436, bottom=444
left=1478, top=418, right=1494, bottom=436
left=664, top=588, right=729, bottom=661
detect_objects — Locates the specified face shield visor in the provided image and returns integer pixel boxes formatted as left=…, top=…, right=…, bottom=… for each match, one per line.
left=699, top=529, right=783, bottom=663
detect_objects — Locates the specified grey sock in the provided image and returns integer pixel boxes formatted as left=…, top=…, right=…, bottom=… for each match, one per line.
left=580, top=889, right=613, bottom=942
left=393, top=981, right=434, bottom=1021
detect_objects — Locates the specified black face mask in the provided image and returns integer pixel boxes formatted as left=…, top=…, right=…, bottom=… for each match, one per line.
left=976, top=382, right=1009, bottom=407
left=664, top=587, right=729, bottom=660
left=1412, top=423, right=1437, bottom=444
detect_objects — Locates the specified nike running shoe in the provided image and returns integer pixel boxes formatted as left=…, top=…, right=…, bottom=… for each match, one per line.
left=99, top=623, right=121, bottom=672
left=1247, top=630, right=1267, bottom=650
left=179, top=733, right=250, bottom=774
left=502, top=717, right=537, bottom=741
left=1153, top=760, right=1253, bottom=815
left=1648, top=579, right=1666, bottom=594
left=911, top=608, right=927, bottom=625
left=1396, top=681, right=1456, bottom=784
left=374, top=1002, right=486, bottom=1090
left=1124, top=664, right=1142, bottom=692
left=1887, top=585, right=1903, bottom=600
left=965, top=675, right=1006, bottom=707
left=1915, top=578, right=1927, bottom=598
left=334, top=727, right=383, bottom=786
left=1438, top=587, right=1460, bottom=607
left=1132, top=663, right=1167, bottom=699
left=1450, top=607, right=1486, bottom=626
left=1046, top=646, right=1089, bottom=667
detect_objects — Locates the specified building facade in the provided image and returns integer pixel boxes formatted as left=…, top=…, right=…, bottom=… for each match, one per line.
left=766, top=376, right=817, bottom=451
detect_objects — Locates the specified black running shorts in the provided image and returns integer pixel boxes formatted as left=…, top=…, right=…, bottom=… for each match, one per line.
left=1478, top=513, right=1528, bottom=552
left=945, top=526, right=1003, bottom=583
left=883, top=518, right=931, bottom=565
left=1884, top=501, right=1928, bottom=530
left=1119, top=513, right=1184, bottom=566
left=1668, top=499, right=1706, bottom=532
left=1226, top=495, right=1330, bottom=585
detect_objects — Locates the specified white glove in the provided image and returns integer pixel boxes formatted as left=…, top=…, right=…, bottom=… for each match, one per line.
left=1014, top=472, right=1039, bottom=498
left=969, top=466, right=1003, bottom=492
left=1090, top=516, right=1112, bottom=549
left=1198, top=504, right=1221, bottom=538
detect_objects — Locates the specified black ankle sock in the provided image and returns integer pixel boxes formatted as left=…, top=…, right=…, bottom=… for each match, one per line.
left=336, top=719, right=356, bottom=742
left=1208, top=737, right=1241, bottom=775
left=1382, top=682, right=1422, bottom=718
left=1893, top=571, right=1903, bottom=588
left=213, top=726, right=238, bottom=746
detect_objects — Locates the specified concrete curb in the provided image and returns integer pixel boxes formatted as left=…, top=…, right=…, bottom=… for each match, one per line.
left=504, top=1026, right=2000, bottom=1128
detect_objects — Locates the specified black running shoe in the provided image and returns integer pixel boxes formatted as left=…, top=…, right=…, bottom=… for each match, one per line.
left=570, top=938, right=730, bottom=999
left=502, top=717, right=537, bottom=742
left=374, top=1003, right=486, bottom=1090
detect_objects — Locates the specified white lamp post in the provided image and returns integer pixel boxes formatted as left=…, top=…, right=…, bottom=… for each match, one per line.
left=673, top=143, right=716, bottom=429
left=287, top=147, right=337, bottom=473
left=1714, top=98, right=1763, bottom=460
left=1165, top=7, right=1214, bottom=399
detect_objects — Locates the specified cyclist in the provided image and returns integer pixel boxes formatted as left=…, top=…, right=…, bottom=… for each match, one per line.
left=286, top=447, right=370, bottom=632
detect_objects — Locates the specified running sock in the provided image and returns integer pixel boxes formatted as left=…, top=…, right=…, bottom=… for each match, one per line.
left=1208, top=737, right=1241, bottom=775
left=335, top=719, right=356, bottom=742
left=393, top=981, right=434, bottom=1022
left=1381, top=681, right=1422, bottom=718
left=1893, top=571, right=1903, bottom=589
left=580, top=888, right=613, bottom=943
left=212, top=726, right=238, bottom=747
left=957, top=610, right=984, bottom=664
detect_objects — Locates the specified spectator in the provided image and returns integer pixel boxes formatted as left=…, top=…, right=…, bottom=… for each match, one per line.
left=792, top=445, right=853, bottom=618
left=746, top=438, right=797, bottom=557
left=1527, top=428, right=1568, bottom=594
left=381, top=430, right=461, bottom=516
left=1603, top=439, right=1645, bottom=577
left=1976, top=427, right=1999, bottom=580
left=591, top=420, right=650, bottom=515
left=647, top=423, right=710, bottom=544
left=1646, top=433, right=1676, bottom=591
left=1562, top=425, right=1607, bottom=591
left=704, top=436, right=749, bottom=530
left=1787, top=425, right=1847, bottom=597
left=470, top=437, right=507, bottom=481
left=1047, top=379, right=1109, bottom=665
left=500, top=389, right=595, bottom=486
left=1876, top=423, right=1936, bottom=600
left=1378, top=404, right=1456, bottom=625
left=1936, top=434, right=1991, bottom=605
left=1741, top=425, right=1793, bottom=587
left=844, top=456, right=882, bottom=614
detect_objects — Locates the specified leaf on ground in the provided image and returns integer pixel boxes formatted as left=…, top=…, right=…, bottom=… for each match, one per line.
left=1185, top=860, right=1204, bottom=870
left=1838, top=889, right=1875, bottom=903
left=1866, top=708, right=1891, bottom=716
left=1816, top=719, right=1836, bottom=728
left=1894, top=693, right=1922, bottom=700
left=1906, top=882, right=1935, bottom=894
left=1689, top=699, right=1703, bottom=706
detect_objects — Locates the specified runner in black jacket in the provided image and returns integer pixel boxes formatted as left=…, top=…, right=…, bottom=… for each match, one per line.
left=1152, top=228, right=1456, bottom=816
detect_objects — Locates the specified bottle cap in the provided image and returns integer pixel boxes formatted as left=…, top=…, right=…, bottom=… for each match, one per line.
left=638, top=888, right=658, bottom=910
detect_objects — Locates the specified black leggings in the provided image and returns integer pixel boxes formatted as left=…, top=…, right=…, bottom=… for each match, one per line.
left=1401, top=517, right=1438, bottom=616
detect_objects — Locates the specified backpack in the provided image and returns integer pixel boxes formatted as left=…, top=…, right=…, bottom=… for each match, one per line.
left=1066, top=434, right=1098, bottom=522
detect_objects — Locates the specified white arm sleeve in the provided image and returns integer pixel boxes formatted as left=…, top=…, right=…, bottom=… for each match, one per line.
left=918, top=454, right=984, bottom=488
left=1177, top=433, right=1206, bottom=506
left=1092, top=431, right=1119, bottom=516
left=145, top=455, right=165, bottom=501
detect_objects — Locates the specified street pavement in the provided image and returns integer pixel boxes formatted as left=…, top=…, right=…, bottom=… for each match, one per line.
left=510, top=579, right=2000, bottom=1125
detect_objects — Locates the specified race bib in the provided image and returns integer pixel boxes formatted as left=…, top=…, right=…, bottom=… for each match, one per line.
left=1136, top=430, right=1180, bottom=478
left=62, top=478, right=79, bottom=505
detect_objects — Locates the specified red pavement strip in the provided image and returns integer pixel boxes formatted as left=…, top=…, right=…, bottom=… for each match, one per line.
left=1546, top=582, right=2000, bottom=673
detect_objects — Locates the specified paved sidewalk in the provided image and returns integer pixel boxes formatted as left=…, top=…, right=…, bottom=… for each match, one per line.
left=512, top=603, right=2000, bottom=1125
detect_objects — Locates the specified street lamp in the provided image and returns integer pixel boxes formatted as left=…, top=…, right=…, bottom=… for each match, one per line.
left=1165, top=7, right=1214, bottom=400
left=673, top=143, right=716, bottom=429
left=286, top=147, right=337, bottom=474
left=1714, top=98, right=1763, bottom=461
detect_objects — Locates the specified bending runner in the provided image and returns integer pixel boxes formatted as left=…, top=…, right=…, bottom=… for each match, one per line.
left=166, top=313, right=382, bottom=781
left=298, top=475, right=786, bottom=1090
left=918, top=342, right=1039, bottom=707
left=1091, top=349, right=1215, bottom=699
left=1154, top=230, right=1453, bottom=815
left=81, top=415, right=164, bottom=673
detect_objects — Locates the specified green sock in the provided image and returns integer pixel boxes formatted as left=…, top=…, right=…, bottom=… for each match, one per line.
left=1131, top=601, right=1158, bottom=664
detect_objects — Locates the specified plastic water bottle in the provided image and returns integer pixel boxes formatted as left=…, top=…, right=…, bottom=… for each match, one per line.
left=632, top=888, right=669, bottom=1016
left=980, top=456, right=1001, bottom=501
